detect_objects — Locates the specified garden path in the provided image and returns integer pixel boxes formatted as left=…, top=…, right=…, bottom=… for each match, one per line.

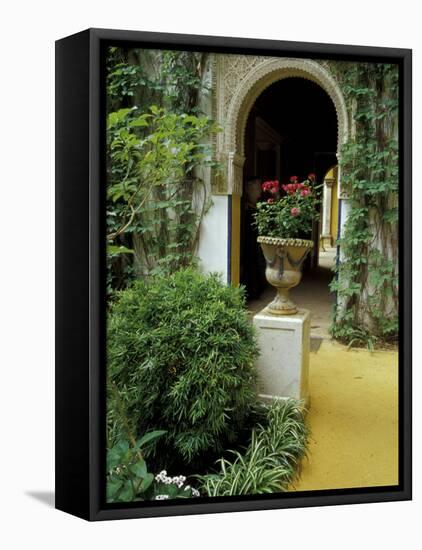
left=291, top=339, right=398, bottom=491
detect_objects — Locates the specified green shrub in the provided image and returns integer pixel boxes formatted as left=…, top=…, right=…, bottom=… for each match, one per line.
left=197, top=399, right=308, bottom=496
left=107, top=268, right=259, bottom=468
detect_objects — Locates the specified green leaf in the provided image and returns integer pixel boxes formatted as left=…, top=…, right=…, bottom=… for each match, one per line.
left=107, top=245, right=134, bottom=255
left=129, top=458, right=147, bottom=479
left=135, top=430, right=167, bottom=449
left=139, top=473, right=154, bottom=492
left=114, top=439, right=130, bottom=456
left=129, top=118, right=150, bottom=128
left=107, top=478, right=123, bottom=500
left=161, top=482, right=180, bottom=498
left=119, top=479, right=134, bottom=502
left=106, top=448, right=122, bottom=471
left=107, top=108, right=132, bottom=129
left=149, top=105, right=161, bottom=115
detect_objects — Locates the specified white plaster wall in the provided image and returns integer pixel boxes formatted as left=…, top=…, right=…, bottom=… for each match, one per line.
left=195, top=55, right=230, bottom=281
left=197, top=195, right=229, bottom=281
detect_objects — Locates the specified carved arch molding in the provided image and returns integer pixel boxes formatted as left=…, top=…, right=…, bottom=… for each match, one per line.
left=212, top=55, right=349, bottom=196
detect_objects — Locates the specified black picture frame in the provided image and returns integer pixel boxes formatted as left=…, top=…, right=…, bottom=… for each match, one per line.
left=55, top=28, right=412, bottom=521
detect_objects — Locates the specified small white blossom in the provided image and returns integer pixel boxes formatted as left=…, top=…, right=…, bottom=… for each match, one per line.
left=155, top=470, right=169, bottom=483
left=154, top=470, right=197, bottom=493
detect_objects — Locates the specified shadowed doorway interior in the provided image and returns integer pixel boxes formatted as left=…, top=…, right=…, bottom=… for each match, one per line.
left=241, top=77, right=338, bottom=337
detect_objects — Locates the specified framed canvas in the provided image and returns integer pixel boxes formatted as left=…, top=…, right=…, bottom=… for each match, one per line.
left=55, top=28, right=412, bottom=521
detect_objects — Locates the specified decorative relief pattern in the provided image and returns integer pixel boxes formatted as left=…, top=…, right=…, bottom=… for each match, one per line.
left=227, top=152, right=245, bottom=196
left=210, top=54, right=349, bottom=196
left=226, top=57, right=349, bottom=154
left=219, top=55, right=268, bottom=115
left=257, top=236, right=314, bottom=248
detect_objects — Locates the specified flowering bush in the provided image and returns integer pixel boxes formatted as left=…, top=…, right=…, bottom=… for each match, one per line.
left=154, top=470, right=200, bottom=500
left=254, top=174, right=320, bottom=238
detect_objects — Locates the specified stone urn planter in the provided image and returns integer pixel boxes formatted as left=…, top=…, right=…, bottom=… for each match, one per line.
left=257, top=236, right=314, bottom=315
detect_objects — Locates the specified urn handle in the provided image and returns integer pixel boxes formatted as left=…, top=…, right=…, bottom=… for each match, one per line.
left=286, top=249, right=312, bottom=269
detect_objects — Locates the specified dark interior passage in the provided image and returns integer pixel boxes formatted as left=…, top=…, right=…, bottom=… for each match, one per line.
left=243, top=77, right=337, bottom=183
left=240, top=77, right=338, bottom=301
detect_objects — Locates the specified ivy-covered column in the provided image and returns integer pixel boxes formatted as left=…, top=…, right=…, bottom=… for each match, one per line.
left=105, top=48, right=218, bottom=291
left=328, top=61, right=399, bottom=346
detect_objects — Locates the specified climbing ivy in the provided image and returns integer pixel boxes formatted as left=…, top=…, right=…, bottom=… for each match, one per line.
left=107, top=105, right=219, bottom=280
left=106, top=48, right=218, bottom=294
left=327, top=61, right=399, bottom=346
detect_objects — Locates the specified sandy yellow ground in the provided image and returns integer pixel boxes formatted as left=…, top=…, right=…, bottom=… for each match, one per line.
left=292, top=339, right=399, bottom=491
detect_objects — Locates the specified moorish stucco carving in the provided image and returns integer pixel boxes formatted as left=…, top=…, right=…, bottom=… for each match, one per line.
left=211, top=54, right=349, bottom=196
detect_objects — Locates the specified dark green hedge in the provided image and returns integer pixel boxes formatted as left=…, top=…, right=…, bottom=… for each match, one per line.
left=107, top=269, right=259, bottom=468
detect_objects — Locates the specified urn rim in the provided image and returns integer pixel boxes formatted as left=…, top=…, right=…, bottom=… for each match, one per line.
left=257, top=236, right=314, bottom=248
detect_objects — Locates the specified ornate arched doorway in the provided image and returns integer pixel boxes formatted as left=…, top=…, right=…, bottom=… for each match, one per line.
left=216, top=56, right=349, bottom=286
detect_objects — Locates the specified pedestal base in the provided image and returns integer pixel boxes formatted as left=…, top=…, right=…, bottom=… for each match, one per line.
left=253, top=308, right=310, bottom=404
left=265, top=287, right=298, bottom=315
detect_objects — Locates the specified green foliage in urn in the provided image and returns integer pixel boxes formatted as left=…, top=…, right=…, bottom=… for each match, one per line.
left=107, top=269, right=259, bottom=468
left=327, top=62, right=399, bottom=345
left=254, top=175, right=321, bottom=238
left=198, top=399, right=308, bottom=496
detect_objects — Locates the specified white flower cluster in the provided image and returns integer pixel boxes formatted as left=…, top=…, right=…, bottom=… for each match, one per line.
left=154, top=470, right=200, bottom=497
left=190, top=487, right=200, bottom=497
left=155, top=470, right=186, bottom=489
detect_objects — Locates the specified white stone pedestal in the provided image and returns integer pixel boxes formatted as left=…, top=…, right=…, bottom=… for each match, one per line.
left=252, top=308, right=310, bottom=404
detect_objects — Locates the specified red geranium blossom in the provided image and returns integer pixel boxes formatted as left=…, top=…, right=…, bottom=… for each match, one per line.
left=262, top=180, right=279, bottom=195
left=254, top=174, right=320, bottom=238
left=282, top=182, right=306, bottom=195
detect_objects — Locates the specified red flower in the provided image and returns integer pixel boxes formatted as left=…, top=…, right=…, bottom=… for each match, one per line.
left=262, top=180, right=279, bottom=195
left=301, top=188, right=311, bottom=197
left=308, top=172, right=316, bottom=181
left=290, top=207, right=301, bottom=217
left=290, top=175, right=298, bottom=183
left=267, top=198, right=274, bottom=204
left=284, top=183, right=299, bottom=194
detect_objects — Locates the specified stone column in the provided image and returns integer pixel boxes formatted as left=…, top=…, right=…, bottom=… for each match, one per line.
left=227, top=152, right=245, bottom=285
left=253, top=308, right=311, bottom=405
left=321, top=178, right=334, bottom=247
left=227, top=151, right=245, bottom=196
